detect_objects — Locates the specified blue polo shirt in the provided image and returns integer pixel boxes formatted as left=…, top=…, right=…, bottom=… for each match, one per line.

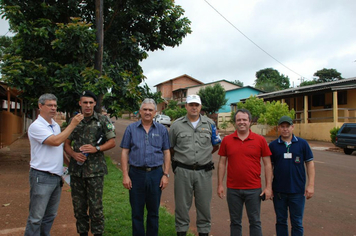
left=120, top=120, right=170, bottom=167
left=269, top=135, right=313, bottom=194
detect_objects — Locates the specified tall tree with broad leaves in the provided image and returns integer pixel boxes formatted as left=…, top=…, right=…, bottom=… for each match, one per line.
left=0, top=0, right=192, bottom=119
left=255, top=68, right=290, bottom=92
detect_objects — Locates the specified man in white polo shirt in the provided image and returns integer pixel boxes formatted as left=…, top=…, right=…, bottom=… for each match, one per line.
left=25, top=93, right=83, bottom=236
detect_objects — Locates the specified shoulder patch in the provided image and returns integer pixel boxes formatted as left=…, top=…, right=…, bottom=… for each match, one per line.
left=107, top=123, right=114, bottom=130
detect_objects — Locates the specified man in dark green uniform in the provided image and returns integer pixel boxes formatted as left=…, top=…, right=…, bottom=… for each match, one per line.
left=64, top=91, right=116, bottom=236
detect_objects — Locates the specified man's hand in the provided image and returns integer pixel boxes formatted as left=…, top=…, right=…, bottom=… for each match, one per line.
left=217, top=185, right=225, bottom=199
left=70, top=113, right=84, bottom=126
left=305, top=185, right=314, bottom=199
left=79, top=144, right=96, bottom=154
left=160, top=175, right=169, bottom=190
left=72, top=152, right=87, bottom=163
left=262, top=187, right=273, bottom=200
left=123, top=175, right=132, bottom=190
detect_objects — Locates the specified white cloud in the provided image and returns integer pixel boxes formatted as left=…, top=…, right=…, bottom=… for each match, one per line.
left=141, top=0, right=356, bottom=90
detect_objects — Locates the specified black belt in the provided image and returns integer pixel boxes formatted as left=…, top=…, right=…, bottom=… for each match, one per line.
left=175, top=161, right=213, bottom=171
left=130, top=165, right=161, bottom=172
left=31, top=168, right=61, bottom=178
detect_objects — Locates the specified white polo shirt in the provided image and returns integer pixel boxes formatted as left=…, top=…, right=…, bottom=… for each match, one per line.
left=28, top=115, right=63, bottom=176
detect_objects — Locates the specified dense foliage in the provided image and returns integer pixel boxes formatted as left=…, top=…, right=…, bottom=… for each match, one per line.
left=0, top=0, right=191, bottom=118
left=254, top=68, right=290, bottom=92
left=299, top=68, right=343, bottom=87
left=197, top=83, right=228, bottom=116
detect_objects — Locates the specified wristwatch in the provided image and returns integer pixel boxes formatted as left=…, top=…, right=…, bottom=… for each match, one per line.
left=96, top=146, right=101, bottom=151
left=163, top=173, right=170, bottom=178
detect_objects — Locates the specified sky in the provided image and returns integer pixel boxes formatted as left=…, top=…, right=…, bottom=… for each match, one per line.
left=1, top=0, right=355, bottom=91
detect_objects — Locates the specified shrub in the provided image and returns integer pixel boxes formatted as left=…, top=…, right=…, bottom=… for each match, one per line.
left=330, top=126, right=340, bottom=144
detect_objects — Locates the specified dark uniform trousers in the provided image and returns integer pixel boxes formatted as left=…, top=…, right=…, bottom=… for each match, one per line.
left=71, top=175, right=104, bottom=234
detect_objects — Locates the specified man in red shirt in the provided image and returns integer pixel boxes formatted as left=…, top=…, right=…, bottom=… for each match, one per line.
left=217, top=108, right=273, bottom=236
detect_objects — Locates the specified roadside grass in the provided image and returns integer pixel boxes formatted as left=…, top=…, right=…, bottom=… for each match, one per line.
left=103, top=157, right=195, bottom=236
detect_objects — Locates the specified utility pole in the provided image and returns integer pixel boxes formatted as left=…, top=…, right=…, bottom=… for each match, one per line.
left=95, top=0, right=104, bottom=113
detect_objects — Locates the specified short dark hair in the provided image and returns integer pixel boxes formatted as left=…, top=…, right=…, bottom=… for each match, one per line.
left=234, top=108, right=252, bottom=122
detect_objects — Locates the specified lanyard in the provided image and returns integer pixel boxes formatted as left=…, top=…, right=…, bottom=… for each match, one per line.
left=285, top=142, right=292, bottom=153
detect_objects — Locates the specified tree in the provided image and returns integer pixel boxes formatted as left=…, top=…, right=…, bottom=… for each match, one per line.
left=231, top=79, right=244, bottom=87
left=235, top=95, right=266, bottom=124
left=257, top=100, right=295, bottom=133
left=313, top=68, right=343, bottom=83
left=255, top=68, right=290, bottom=91
left=197, top=83, right=228, bottom=116
left=139, top=83, right=164, bottom=105
left=299, top=79, right=318, bottom=87
left=163, top=100, right=186, bottom=120
left=0, top=0, right=192, bottom=119
left=299, top=68, right=343, bottom=87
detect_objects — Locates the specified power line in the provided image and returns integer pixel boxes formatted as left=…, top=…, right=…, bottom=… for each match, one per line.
left=204, top=0, right=305, bottom=79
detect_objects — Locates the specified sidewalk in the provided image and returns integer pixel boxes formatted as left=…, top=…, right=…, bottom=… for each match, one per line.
left=0, top=134, right=339, bottom=235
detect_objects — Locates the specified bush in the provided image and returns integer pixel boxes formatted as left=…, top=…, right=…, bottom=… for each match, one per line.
left=330, top=127, right=340, bottom=144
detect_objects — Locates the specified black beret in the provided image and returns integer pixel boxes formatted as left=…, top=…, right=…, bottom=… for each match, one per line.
left=81, top=90, right=97, bottom=101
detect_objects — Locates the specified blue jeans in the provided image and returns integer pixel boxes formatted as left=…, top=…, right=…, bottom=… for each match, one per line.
left=129, top=166, right=162, bottom=236
left=273, top=192, right=305, bottom=236
left=24, top=168, right=62, bottom=236
left=226, top=188, right=262, bottom=236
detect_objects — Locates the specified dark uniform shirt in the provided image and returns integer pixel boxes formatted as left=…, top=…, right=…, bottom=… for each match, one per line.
left=68, top=112, right=116, bottom=177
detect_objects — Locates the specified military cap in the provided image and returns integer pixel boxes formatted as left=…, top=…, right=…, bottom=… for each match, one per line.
left=81, top=90, right=97, bottom=101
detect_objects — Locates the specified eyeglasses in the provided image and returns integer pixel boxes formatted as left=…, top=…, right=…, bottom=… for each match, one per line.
left=43, top=104, right=58, bottom=108
left=83, top=101, right=95, bottom=105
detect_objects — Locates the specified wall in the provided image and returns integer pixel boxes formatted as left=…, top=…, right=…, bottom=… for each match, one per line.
left=0, top=111, right=24, bottom=147
left=156, top=75, right=202, bottom=100
left=251, top=122, right=347, bottom=142
left=219, top=87, right=261, bottom=113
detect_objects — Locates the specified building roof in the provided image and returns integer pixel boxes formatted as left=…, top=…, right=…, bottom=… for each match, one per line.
left=154, top=74, right=204, bottom=87
left=184, top=79, right=239, bottom=89
left=226, top=86, right=265, bottom=94
left=253, top=77, right=356, bottom=100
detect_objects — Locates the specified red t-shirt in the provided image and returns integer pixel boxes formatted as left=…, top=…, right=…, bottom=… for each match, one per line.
left=218, top=130, right=271, bottom=189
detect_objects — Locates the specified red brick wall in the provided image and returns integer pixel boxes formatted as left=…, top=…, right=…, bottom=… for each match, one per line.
left=156, top=75, right=202, bottom=100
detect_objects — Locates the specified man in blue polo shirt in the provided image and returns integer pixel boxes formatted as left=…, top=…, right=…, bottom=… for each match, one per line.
left=120, top=98, right=171, bottom=236
left=269, top=116, right=315, bottom=236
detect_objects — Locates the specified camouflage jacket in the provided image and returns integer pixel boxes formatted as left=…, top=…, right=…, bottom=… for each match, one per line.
left=68, top=112, right=116, bottom=177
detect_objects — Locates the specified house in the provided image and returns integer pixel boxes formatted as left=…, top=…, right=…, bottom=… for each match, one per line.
left=0, top=82, right=25, bottom=148
left=154, top=74, right=204, bottom=112
left=249, top=77, right=356, bottom=141
left=218, top=86, right=264, bottom=130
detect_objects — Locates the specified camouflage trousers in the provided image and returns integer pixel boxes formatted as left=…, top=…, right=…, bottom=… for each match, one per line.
left=70, top=175, right=104, bottom=234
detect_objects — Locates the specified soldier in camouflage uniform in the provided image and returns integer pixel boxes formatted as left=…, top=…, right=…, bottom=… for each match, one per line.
left=64, top=91, right=116, bottom=236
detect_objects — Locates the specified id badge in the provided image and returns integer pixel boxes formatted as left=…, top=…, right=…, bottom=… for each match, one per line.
left=284, top=153, right=292, bottom=159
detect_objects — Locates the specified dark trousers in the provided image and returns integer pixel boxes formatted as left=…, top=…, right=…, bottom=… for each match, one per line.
left=273, top=193, right=305, bottom=236
left=71, top=176, right=104, bottom=234
left=129, top=166, right=163, bottom=236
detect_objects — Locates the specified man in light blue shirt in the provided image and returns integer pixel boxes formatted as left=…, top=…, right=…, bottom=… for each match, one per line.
left=120, top=98, right=170, bottom=236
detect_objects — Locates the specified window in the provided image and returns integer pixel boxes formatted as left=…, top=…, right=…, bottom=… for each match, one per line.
left=341, top=127, right=356, bottom=134
left=312, top=94, right=325, bottom=107
left=337, top=91, right=347, bottom=105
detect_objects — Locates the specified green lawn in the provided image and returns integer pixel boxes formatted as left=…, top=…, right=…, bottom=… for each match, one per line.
left=103, top=157, right=195, bottom=236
